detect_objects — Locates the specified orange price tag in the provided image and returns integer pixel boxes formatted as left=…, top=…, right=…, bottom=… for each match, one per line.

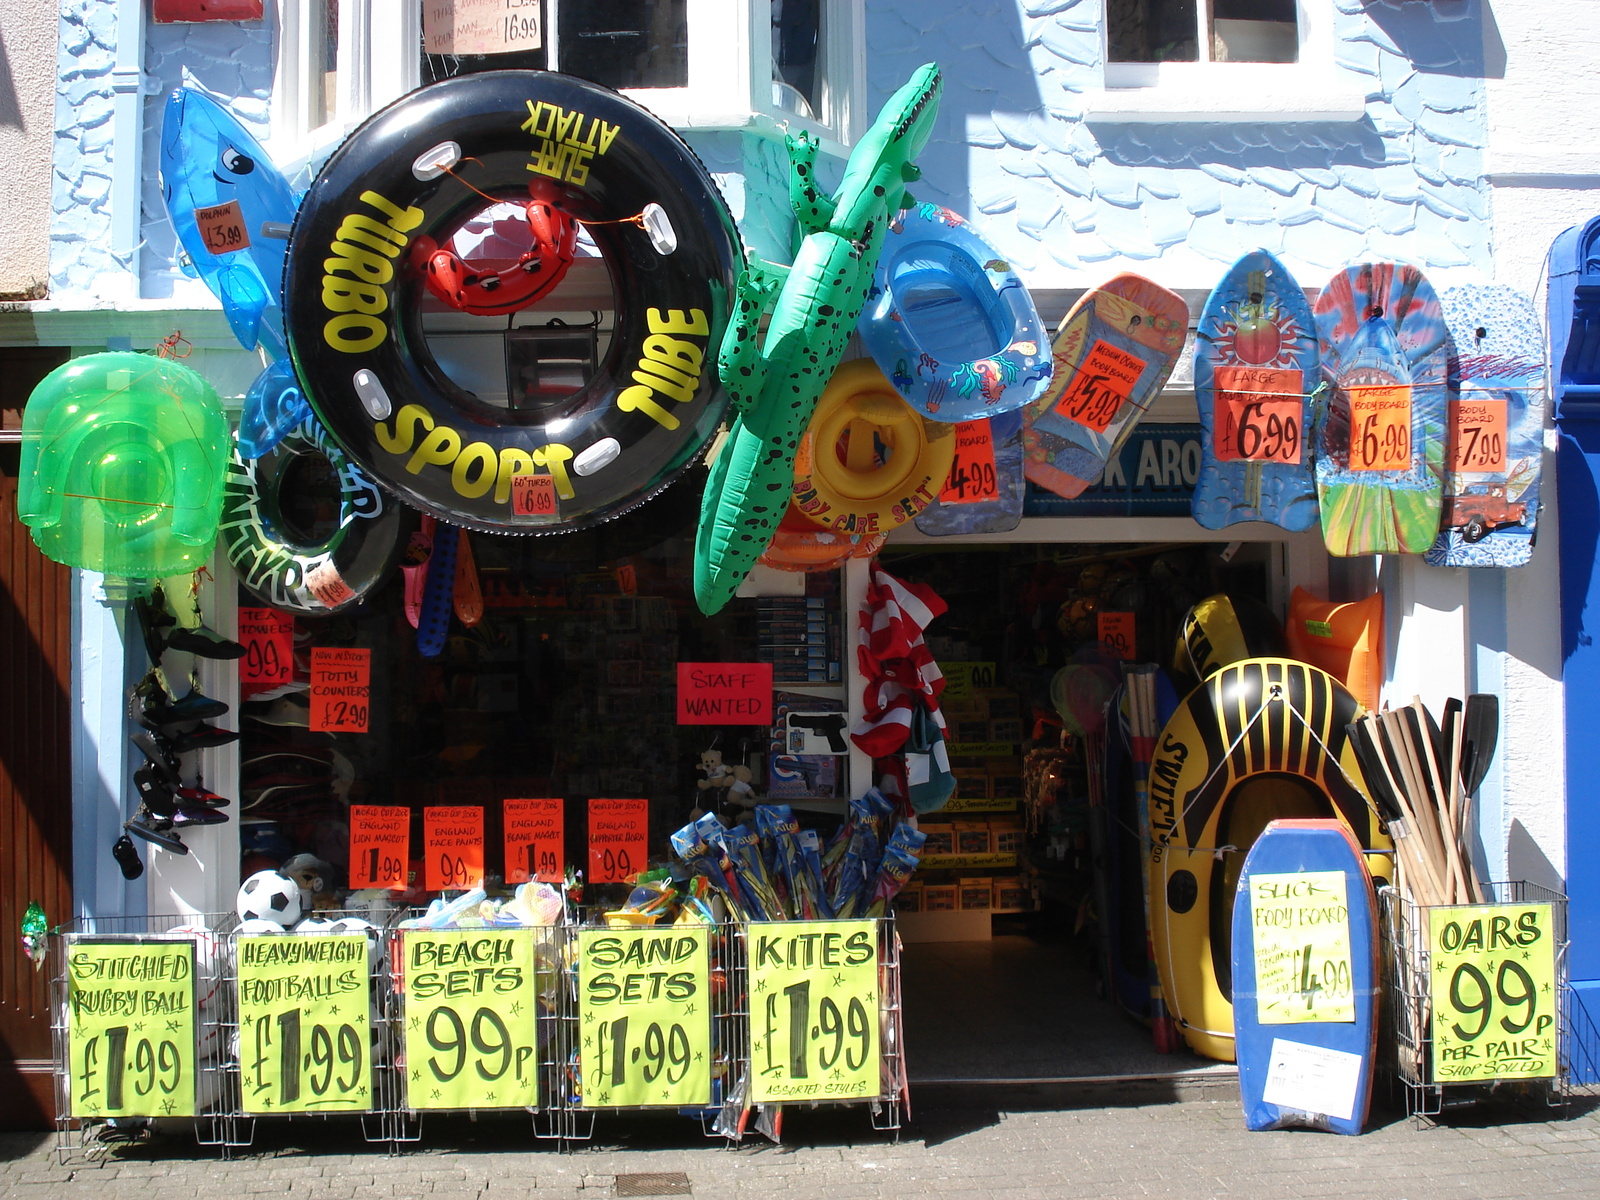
left=1098, top=611, right=1136, bottom=660
left=1449, top=396, right=1508, bottom=473
left=589, top=798, right=648, bottom=884
left=1347, top=384, right=1412, bottom=472
left=511, top=473, right=558, bottom=517
left=305, top=560, right=356, bottom=608
left=424, top=805, right=485, bottom=892
left=504, top=798, right=564, bottom=884
left=939, top=421, right=1000, bottom=504
left=239, top=607, right=294, bottom=696
left=1213, top=366, right=1304, bottom=465
left=1054, top=339, right=1144, bottom=433
left=194, top=200, right=251, bottom=255
left=349, top=805, right=410, bottom=890
left=309, top=647, right=370, bottom=732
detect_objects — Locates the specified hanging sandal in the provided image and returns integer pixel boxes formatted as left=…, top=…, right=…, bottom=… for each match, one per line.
left=124, top=812, right=188, bottom=854
left=164, top=625, right=247, bottom=659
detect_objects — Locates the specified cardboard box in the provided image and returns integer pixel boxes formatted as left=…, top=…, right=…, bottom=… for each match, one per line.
left=952, top=768, right=990, bottom=798
left=993, top=876, right=1032, bottom=910
left=992, top=816, right=1024, bottom=855
left=958, top=877, right=995, bottom=910
left=954, top=821, right=992, bottom=855
left=924, top=883, right=958, bottom=912
left=919, top=824, right=955, bottom=857
left=991, top=773, right=1024, bottom=799
left=989, top=719, right=1023, bottom=743
left=894, top=883, right=924, bottom=914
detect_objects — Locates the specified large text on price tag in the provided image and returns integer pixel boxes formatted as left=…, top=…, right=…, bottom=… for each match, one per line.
left=67, top=938, right=196, bottom=1118
left=194, top=200, right=250, bottom=255
left=349, top=805, right=410, bottom=889
left=938, top=421, right=999, bottom=504
left=310, top=647, right=370, bottom=732
left=399, top=929, right=543, bottom=1110
left=510, top=473, right=558, bottom=517
left=1097, top=611, right=1136, bottom=661
left=589, top=798, right=648, bottom=883
left=239, top=608, right=294, bottom=695
left=1249, top=871, right=1355, bottom=1024
left=1054, top=339, right=1144, bottom=434
left=1347, top=385, right=1412, bottom=472
left=576, top=928, right=712, bottom=1107
left=750, top=920, right=881, bottom=1102
left=1429, top=904, right=1557, bottom=1082
left=1449, top=396, right=1509, bottom=474
left=424, top=806, right=485, bottom=891
left=237, top=934, right=371, bottom=1113
left=505, top=798, right=564, bottom=884
left=1213, top=367, right=1304, bottom=464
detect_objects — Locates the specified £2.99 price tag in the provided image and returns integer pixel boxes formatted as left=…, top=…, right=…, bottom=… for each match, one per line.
left=194, top=200, right=250, bottom=255
left=750, top=920, right=881, bottom=1102
left=938, top=421, right=999, bottom=504
left=348, top=805, right=409, bottom=890
left=589, top=798, right=647, bottom=883
left=310, top=647, right=370, bottom=732
left=1449, top=396, right=1508, bottom=474
left=511, top=473, right=558, bottom=517
left=239, top=607, right=294, bottom=696
left=1214, top=367, right=1304, bottom=465
left=67, top=938, right=196, bottom=1118
left=1054, top=339, right=1145, bottom=434
left=424, top=806, right=485, bottom=892
left=504, top=798, right=564, bottom=884
left=1429, top=904, right=1557, bottom=1082
left=1347, top=384, right=1412, bottom=472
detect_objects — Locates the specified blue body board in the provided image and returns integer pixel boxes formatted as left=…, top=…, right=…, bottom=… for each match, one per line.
left=912, top=409, right=1025, bottom=535
left=1192, top=250, right=1320, bottom=532
left=1231, top=818, right=1379, bottom=1134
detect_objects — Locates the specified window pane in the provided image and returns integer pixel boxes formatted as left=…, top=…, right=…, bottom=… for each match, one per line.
left=310, top=0, right=338, bottom=127
left=1106, top=0, right=1198, bottom=64
left=1212, top=0, right=1297, bottom=63
left=772, top=0, right=821, bottom=120
left=559, top=0, right=688, bottom=90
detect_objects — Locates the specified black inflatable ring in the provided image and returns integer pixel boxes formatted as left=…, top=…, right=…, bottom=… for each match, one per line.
left=220, top=417, right=412, bottom=615
left=282, top=70, right=743, bottom=533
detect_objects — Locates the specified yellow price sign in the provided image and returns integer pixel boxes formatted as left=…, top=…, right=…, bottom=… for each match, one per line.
left=576, top=927, right=712, bottom=1108
left=1248, top=872, right=1355, bottom=1024
left=399, top=929, right=543, bottom=1110
left=1429, top=904, right=1557, bottom=1082
left=66, top=938, right=196, bottom=1118
left=237, top=933, right=372, bottom=1114
left=749, top=920, right=880, bottom=1102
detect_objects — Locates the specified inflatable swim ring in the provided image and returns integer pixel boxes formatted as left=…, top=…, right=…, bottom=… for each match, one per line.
left=282, top=70, right=742, bottom=534
left=1147, top=658, right=1391, bottom=1061
left=858, top=204, right=1051, bottom=422
left=1172, top=592, right=1287, bottom=687
left=1285, top=587, right=1384, bottom=712
left=18, top=351, right=229, bottom=577
left=238, top=357, right=312, bottom=459
left=220, top=417, right=412, bottom=616
left=789, top=359, right=955, bottom=535
left=757, top=501, right=887, bottom=573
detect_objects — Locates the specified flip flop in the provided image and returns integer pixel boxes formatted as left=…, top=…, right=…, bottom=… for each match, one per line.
left=133, top=765, right=179, bottom=818
left=167, top=723, right=241, bottom=754
left=418, top=521, right=459, bottom=658
left=165, top=625, right=247, bottom=659
left=125, top=813, right=188, bottom=854
left=112, top=834, right=145, bottom=880
left=453, top=529, right=484, bottom=627
left=402, top=516, right=436, bottom=629
left=131, top=588, right=174, bottom=665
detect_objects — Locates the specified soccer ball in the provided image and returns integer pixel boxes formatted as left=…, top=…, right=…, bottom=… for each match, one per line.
left=236, top=869, right=304, bottom=926
left=237, top=917, right=289, bottom=935
left=325, top=916, right=384, bottom=971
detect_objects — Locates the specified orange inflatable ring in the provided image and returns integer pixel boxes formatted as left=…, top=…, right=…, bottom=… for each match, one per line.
left=1286, top=587, right=1385, bottom=712
left=758, top=501, right=887, bottom=572
left=790, top=359, right=955, bottom=535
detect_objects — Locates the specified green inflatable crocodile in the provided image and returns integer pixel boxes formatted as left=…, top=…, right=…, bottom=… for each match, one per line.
left=692, top=63, right=943, bottom=615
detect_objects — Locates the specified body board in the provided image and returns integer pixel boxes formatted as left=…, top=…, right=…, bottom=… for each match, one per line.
left=913, top=409, right=1026, bottom=535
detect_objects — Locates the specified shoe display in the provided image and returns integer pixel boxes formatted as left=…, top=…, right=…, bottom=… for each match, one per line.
left=140, top=688, right=230, bottom=730
left=165, top=625, right=247, bottom=660
left=124, top=813, right=188, bottom=854
left=111, top=833, right=145, bottom=880
left=167, top=723, right=241, bottom=754
left=174, top=783, right=230, bottom=808
left=131, top=589, right=174, bottom=665
left=131, top=732, right=181, bottom=781
left=172, top=806, right=229, bottom=827
left=245, top=694, right=312, bottom=728
left=133, top=765, right=178, bottom=818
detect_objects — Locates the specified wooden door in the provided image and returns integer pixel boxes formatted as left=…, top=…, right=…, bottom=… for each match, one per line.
left=0, top=346, right=73, bottom=1129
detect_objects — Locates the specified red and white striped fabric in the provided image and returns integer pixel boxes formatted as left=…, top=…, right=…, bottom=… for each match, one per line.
left=851, top=564, right=949, bottom=757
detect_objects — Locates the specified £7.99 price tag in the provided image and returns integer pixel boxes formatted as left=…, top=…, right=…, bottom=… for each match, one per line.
left=1449, top=395, right=1508, bottom=474
left=1214, top=367, right=1303, bottom=465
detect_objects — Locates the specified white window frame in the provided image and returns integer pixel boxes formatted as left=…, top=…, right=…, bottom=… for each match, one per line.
left=267, top=0, right=863, bottom=167
left=1085, top=0, right=1367, bottom=123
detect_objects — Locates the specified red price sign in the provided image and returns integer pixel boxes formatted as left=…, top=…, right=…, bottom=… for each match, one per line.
left=589, top=798, right=648, bottom=884
left=349, top=805, right=410, bottom=890
left=1098, top=611, right=1136, bottom=660
left=194, top=200, right=250, bottom=255
left=939, top=421, right=999, bottom=504
left=1449, top=396, right=1508, bottom=473
left=1214, top=366, right=1303, bottom=464
left=504, top=798, right=564, bottom=884
left=1348, top=384, right=1412, bottom=472
left=510, top=473, right=557, bottom=517
left=677, top=662, right=772, bottom=725
left=309, top=647, right=371, bottom=733
left=239, top=607, right=293, bottom=696
left=305, top=560, right=356, bottom=608
left=1054, top=339, right=1144, bottom=433
left=424, top=805, right=485, bottom=892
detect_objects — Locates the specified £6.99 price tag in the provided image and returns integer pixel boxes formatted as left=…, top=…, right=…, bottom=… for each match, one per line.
left=1214, top=366, right=1303, bottom=465
left=511, top=473, right=558, bottom=517
left=1347, top=384, right=1412, bottom=472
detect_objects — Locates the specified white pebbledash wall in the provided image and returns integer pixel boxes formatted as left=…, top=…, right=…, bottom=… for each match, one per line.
left=34, top=1, right=1600, bottom=912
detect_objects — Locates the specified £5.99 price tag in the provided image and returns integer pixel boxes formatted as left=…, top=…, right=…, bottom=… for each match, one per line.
left=938, top=421, right=999, bottom=504
left=510, top=473, right=558, bottom=517
left=1449, top=396, right=1508, bottom=474
left=1214, top=366, right=1304, bottom=465
left=1347, top=384, right=1412, bottom=472
left=1054, top=339, right=1144, bottom=434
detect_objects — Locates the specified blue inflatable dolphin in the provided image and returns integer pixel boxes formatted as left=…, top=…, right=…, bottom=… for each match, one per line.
left=160, top=88, right=298, bottom=359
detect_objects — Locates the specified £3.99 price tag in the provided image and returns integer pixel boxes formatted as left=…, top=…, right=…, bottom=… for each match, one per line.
left=1054, top=339, right=1145, bottom=434
left=424, top=806, right=485, bottom=891
left=1429, top=904, right=1557, bottom=1082
left=1097, top=611, right=1136, bottom=661
left=511, top=473, right=558, bottom=517
left=239, top=607, right=294, bottom=696
left=67, top=938, right=196, bottom=1118
left=348, top=805, right=410, bottom=890
left=750, top=920, right=881, bottom=1102
left=237, top=934, right=371, bottom=1114
left=399, top=929, right=542, bottom=1110
left=589, top=798, right=648, bottom=883
left=194, top=200, right=250, bottom=255
left=1347, top=384, right=1412, bottom=471
left=310, top=647, right=370, bottom=732
left=1214, top=367, right=1304, bottom=465
left=576, top=927, right=713, bottom=1107
left=504, top=798, right=564, bottom=884
left=938, top=421, right=999, bottom=504
left=1449, top=395, right=1509, bottom=474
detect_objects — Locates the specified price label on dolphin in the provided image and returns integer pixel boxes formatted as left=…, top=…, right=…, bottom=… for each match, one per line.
left=1347, top=385, right=1412, bottom=471
left=750, top=920, right=880, bottom=1102
left=576, top=927, right=712, bottom=1107
left=66, top=938, right=196, bottom=1118
left=399, top=929, right=542, bottom=1110
left=1429, top=904, right=1556, bottom=1081
left=195, top=200, right=251, bottom=255
left=1248, top=871, right=1354, bottom=1024
left=237, top=933, right=371, bottom=1113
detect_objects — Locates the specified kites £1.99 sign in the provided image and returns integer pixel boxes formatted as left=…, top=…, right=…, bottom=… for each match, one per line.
left=1429, top=904, right=1557, bottom=1082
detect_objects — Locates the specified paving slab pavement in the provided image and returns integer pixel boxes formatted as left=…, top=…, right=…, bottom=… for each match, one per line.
left=5, top=1080, right=1600, bottom=1200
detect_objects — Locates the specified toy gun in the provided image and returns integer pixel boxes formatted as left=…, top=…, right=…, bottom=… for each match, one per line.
left=786, top=712, right=848, bottom=754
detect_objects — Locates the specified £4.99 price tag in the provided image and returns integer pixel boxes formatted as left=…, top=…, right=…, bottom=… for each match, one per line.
left=938, top=421, right=999, bottom=504
left=310, top=647, right=370, bottom=732
left=1449, top=395, right=1509, bottom=474
left=511, top=473, right=558, bottom=517
left=1347, top=384, right=1412, bottom=472
left=1214, top=366, right=1304, bottom=465
left=1054, top=339, right=1145, bottom=434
